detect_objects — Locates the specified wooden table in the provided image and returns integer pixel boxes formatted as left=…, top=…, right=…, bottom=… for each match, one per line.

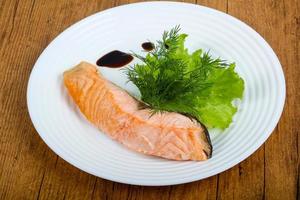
left=0, top=0, right=299, bottom=199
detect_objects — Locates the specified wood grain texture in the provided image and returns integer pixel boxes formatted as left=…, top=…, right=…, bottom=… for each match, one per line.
left=0, top=0, right=298, bottom=199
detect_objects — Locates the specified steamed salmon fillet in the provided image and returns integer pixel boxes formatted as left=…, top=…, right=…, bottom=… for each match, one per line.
left=63, top=62, right=212, bottom=161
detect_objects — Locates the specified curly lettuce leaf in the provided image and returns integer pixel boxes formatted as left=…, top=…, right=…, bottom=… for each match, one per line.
left=127, top=27, right=245, bottom=129
left=194, top=64, right=244, bottom=128
left=166, top=33, right=244, bottom=128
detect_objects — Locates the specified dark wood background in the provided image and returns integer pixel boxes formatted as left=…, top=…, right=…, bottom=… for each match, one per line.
left=0, top=0, right=299, bottom=199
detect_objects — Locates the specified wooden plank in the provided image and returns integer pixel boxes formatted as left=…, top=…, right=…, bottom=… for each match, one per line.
left=218, top=0, right=299, bottom=199
left=0, top=0, right=102, bottom=199
left=0, top=0, right=62, bottom=198
left=24, top=1, right=113, bottom=199
left=196, top=0, right=228, bottom=11
left=258, top=1, right=299, bottom=199
left=0, top=0, right=298, bottom=199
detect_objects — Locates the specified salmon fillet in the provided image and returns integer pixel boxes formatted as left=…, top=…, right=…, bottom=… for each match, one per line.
left=63, top=62, right=212, bottom=161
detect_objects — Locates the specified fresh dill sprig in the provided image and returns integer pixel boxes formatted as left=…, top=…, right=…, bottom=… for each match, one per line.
left=125, top=25, right=242, bottom=127
left=151, top=25, right=181, bottom=58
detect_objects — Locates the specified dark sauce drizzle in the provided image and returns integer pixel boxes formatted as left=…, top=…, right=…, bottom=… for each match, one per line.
left=96, top=50, right=133, bottom=68
left=96, top=42, right=156, bottom=68
left=141, top=42, right=154, bottom=51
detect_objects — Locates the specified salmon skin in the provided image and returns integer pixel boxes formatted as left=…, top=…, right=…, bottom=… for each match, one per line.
left=63, top=62, right=212, bottom=161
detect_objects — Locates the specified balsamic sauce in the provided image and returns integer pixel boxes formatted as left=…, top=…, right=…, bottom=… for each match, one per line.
left=141, top=42, right=154, bottom=51
left=96, top=50, right=133, bottom=68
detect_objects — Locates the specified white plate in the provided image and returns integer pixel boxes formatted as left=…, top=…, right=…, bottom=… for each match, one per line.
left=27, top=2, right=285, bottom=186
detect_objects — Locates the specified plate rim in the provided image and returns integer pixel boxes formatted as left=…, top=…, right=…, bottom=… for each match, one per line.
left=27, top=1, right=286, bottom=186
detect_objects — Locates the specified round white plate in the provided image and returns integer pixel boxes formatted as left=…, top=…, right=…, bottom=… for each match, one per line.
left=27, top=2, right=285, bottom=186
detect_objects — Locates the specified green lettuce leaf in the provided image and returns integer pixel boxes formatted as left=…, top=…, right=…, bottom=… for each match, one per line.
left=194, top=64, right=244, bottom=128
left=168, top=35, right=244, bottom=128
left=127, top=27, right=245, bottom=129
